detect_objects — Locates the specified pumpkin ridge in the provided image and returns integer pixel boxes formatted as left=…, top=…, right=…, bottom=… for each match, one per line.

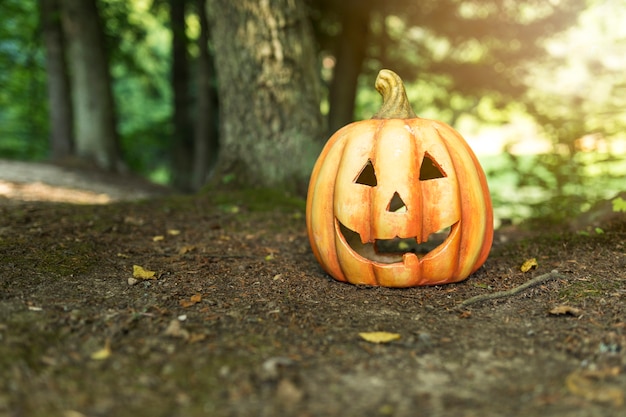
left=435, top=124, right=491, bottom=276
left=370, top=119, right=385, bottom=241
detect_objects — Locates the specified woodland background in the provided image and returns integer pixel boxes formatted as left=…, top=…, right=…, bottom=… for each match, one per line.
left=1, top=0, right=625, bottom=226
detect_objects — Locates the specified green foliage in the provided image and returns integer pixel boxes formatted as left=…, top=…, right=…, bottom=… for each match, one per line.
left=103, top=0, right=174, bottom=180
left=485, top=148, right=626, bottom=225
left=0, top=0, right=49, bottom=160
left=612, top=197, right=626, bottom=213
left=120, top=118, right=172, bottom=183
left=207, top=187, right=306, bottom=213
left=501, top=0, right=626, bottom=223
left=0, top=0, right=173, bottom=179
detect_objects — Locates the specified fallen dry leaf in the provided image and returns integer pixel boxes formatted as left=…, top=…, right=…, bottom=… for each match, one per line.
left=359, top=331, right=401, bottom=344
left=188, top=333, right=207, bottom=343
left=64, top=411, right=87, bottom=417
left=133, top=265, right=156, bottom=280
left=178, top=245, right=196, bottom=255
left=179, top=294, right=202, bottom=308
left=90, top=339, right=111, bottom=360
left=520, top=258, right=538, bottom=272
left=458, top=310, right=472, bottom=319
left=123, top=216, right=144, bottom=226
left=549, top=305, right=582, bottom=316
left=565, top=369, right=623, bottom=406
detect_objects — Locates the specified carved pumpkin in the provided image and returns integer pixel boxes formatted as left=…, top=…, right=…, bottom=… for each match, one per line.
left=306, top=69, right=493, bottom=287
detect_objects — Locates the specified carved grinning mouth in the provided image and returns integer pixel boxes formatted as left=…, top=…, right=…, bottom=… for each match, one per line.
left=337, top=219, right=456, bottom=264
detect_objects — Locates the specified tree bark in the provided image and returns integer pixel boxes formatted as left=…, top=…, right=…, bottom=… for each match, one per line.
left=192, top=0, right=219, bottom=190
left=170, top=0, right=194, bottom=191
left=327, top=0, right=371, bottom=134
left=39, top=0, right=74, bottom=160
left=207, top=0, right=324, bottom=195
left=60, top=0, right=122, bottom=171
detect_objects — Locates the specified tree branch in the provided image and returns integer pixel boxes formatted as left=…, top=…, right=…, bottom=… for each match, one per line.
left=456, top=270, right=565, bottom=310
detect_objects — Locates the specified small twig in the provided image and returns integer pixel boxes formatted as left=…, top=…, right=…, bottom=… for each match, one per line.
left=456, top=270, right=565, bottom=310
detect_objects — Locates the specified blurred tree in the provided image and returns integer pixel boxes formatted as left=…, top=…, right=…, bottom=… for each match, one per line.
left=0, top=0, right=48, bottom=159
left=169, top=0, right=194, bottom=190
left=60, top=0, right=123, bottom=171
left=320, top=0, right=374, bottom=134
left=97, top=0, right=175, bottom=182
left=39, top=0, right=74, bottom=160
left=207, top=0, right=324, bottom=194
left=192, top=0, right=219, bottom=190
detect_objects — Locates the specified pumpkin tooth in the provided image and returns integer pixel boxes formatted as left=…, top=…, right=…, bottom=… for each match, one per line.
left=402, top=252, right=419, bottom=263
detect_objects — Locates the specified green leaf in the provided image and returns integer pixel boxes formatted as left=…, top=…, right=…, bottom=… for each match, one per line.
left=611, top=197, right=626, bottom=213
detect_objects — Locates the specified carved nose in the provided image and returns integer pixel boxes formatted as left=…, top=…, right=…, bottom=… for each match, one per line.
left=388, top=192, right=407, bottom=212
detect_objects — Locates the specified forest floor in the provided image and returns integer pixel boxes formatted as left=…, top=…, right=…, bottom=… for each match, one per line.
left=0, top=159, right=625, bottom=417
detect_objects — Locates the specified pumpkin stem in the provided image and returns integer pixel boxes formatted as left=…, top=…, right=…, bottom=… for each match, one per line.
left=372, top=69, right=417, bottom=120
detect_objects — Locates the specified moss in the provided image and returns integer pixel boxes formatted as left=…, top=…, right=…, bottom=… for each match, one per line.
left=203, top=187, right=305, bottom=213
left=558, top=276, right=622, bottom=301
left=0, top=310, right=57, bottom=369
left=0, top=233, right=98, bottom=278
left=33, top=240, right=96, bottom=277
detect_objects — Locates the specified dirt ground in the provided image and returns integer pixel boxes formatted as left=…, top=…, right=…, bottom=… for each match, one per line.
left=0, top=160, right=625, bottom=417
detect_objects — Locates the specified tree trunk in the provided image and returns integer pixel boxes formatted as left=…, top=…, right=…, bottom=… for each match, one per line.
left=327, top=0, right=371, bottom=134
left=207, top=0, right=324, bottom=195
left=192, top=0, right=219, bottom=190
left=170, top=0, right=194, bottom=191
left=39, top=0, right=74, bottom=161
left=60, top=0, right=122, bottom=171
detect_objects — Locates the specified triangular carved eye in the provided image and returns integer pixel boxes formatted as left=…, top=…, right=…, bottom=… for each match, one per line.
left=355, top=159, right=377, bottom=186
left=420, top=153, right=446, bottom=180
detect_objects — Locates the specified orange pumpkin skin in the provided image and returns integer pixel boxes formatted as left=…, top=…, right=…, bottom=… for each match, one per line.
left=306, top=71, right=493, bottom=287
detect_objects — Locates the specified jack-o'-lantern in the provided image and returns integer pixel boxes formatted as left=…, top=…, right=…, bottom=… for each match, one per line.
left=306, top=69, right=493, bottom=287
